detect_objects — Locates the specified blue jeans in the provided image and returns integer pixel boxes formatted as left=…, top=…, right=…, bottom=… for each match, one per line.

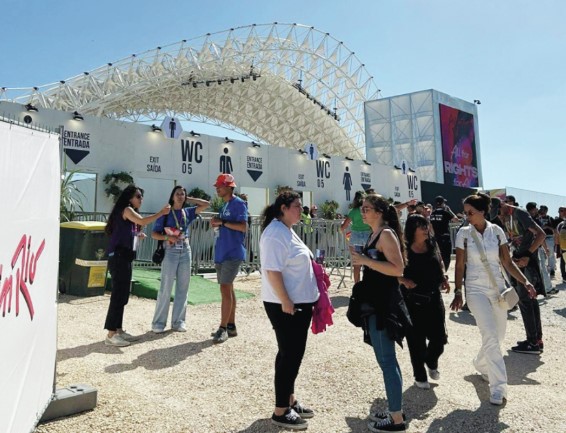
left=152, top=243, right=191, bottom=330
left=367, top=314, right=403, bottom=412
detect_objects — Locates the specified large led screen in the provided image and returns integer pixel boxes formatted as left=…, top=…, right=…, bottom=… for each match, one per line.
left=439, top=104, right=478, bottom=187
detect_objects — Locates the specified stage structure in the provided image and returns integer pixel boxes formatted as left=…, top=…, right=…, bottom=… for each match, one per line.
left=365, top=89, right=482, bottom=188
left=0, top=23, right=379, bottom=160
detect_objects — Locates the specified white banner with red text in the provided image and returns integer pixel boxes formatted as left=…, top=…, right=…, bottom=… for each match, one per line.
left=0, top=121, right=60, bottom=433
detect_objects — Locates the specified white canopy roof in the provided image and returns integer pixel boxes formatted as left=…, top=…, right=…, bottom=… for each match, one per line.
left=1, top=23, right=379, bottom=159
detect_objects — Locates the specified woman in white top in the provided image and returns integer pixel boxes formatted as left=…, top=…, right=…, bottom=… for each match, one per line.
left=260, top=191, right=319, bottom=431
left=450, top=193, right=536, bottom=406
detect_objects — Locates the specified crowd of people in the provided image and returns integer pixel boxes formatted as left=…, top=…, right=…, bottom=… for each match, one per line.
left=102, top=180, right=563, bottom=432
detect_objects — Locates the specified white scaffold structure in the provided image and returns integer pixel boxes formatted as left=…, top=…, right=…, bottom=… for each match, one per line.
left=0, top=23, right=379, bottom=159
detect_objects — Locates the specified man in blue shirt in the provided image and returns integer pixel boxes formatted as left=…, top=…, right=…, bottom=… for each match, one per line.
left=210, top=174, right=248, bottom=344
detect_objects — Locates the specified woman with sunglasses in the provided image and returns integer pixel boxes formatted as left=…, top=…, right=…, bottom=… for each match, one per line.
left=450, top=193, right=536, bottom=405
left=104, top=185, right=171, bottom=347
left=400, top=214, right=449, bottom=390
left=150, top=186, right=209, bottom=333
left=351, top=194, right=408, bottom=433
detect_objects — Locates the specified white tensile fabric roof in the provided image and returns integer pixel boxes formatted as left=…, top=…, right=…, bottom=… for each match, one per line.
left=1, top=23, right=379, bottom=159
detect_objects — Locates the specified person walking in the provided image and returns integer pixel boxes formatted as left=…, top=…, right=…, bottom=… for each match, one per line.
left=210, top=174, right=248, bottom=344
left=451, top=193, right=536, bottom=405
left=400, top=214, right=449, bottom=390
left=260, top=191, right=319, bottom=430
left=430, top=196, right=460, bottom=270
left=350, top=194, right=409, bottom=432
left=493, top=197, right=547, bottom=354
left=104, top=185, right=170, bottom=347
left=341, top=191, right=371, bottom=283
left=150, top=186, right=209, bottom=333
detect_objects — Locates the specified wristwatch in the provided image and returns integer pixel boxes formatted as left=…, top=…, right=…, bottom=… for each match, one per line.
left=221, top=220, right=227, bottom=227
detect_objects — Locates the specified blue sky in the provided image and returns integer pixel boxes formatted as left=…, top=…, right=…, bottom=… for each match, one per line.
left=2, top=0, right=564, bottom=197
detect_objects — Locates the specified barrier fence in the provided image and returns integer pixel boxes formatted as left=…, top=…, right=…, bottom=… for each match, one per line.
left=72, top=212, right=462, bottom=289
left=73, top=212, right=351, bottom=286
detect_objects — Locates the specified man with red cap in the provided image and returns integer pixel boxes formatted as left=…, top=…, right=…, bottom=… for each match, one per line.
left=210, top=174, right=248, bottom=344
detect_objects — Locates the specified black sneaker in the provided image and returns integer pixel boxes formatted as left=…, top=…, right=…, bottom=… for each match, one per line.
left=212, top=327, right=228, bottom=344
left=511, top=341, right=541, bottom=354
left=516, top=339, right=544, bottom=352
left=291, top=400, right=314, bottom=419
left=271, top=408, right=308, bottom=430
left=368, top=414, right=406, bottom=432
left=227, top=325, right=238, bottom=337
left=369, top=411, right=406, bottom=422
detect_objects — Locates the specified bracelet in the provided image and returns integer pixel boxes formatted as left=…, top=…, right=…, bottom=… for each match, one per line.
left=164, top=235, right=169, bottom=241
left=454, top=289, right=462, bottom=295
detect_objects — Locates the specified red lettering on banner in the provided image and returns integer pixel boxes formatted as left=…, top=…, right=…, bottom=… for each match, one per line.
left=0, top=234, right=45, bottom=320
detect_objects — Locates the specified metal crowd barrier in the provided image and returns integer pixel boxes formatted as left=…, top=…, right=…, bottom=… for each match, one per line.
left=73, top=212, right=350, bottom=283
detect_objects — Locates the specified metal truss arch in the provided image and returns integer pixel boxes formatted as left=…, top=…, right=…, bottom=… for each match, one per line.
left=1, top=23, right=380, bottom=158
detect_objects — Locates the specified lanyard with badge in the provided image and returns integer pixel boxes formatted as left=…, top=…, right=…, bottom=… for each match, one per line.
left=171, top=209, right=187, bottom=249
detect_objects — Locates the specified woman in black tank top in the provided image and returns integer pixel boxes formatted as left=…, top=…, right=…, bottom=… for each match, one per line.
left=350, top=194, right=408, bottom=432
left=400, top=214, right=449, bottom=390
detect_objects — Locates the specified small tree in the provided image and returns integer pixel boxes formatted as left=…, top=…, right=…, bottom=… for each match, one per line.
left=276, top=185, right=294, bottom=195
left=320, top=200, right=339, bottom=220
left=60, top=170, right=85, bottom=221
left=209, top=195, right=225, bottom=212
left=103, top=171, right=134, bottom=203
left=188, top=187, right=211, bottom=201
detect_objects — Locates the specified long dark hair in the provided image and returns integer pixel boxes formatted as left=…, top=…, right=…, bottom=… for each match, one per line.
left=105, top=184, right=143, bottom=235
left=404, top=214, right=437, bottom=255
left=351, top=190, right=365, bottom=209
left=365, top=194, right=405, bottom=255
left=168, top=185, right=187, bottom=206
left=261, top=191, right=301, bottom=231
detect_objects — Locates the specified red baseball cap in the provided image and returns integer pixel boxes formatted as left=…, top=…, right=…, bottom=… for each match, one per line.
left=214, top=173, right=237, bottom=187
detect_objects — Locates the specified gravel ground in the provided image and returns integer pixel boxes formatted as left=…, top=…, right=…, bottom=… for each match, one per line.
left=35, top=265, right=566, bottom=433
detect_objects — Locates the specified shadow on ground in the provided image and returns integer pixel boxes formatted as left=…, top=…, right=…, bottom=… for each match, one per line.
left=57, top=331, right=171, bottom=362
left=104, top=338, right=213, bottom=373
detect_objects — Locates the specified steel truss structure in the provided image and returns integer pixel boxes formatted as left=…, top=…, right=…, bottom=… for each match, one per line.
left=0, top=23, right=379, bottom=159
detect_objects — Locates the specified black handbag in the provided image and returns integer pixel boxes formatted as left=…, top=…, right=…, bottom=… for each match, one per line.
left=152, top=241, right=165, bottom=264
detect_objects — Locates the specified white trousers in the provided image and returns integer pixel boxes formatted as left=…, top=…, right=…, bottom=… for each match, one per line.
left=466, top=287, right=508, bottom=397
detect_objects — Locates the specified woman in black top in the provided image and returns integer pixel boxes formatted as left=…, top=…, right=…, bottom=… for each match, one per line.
left=400, top=214, right=449, bottom=390
left=351, top=194, right=408, bottom=433
left=104, top=185, right=170, bottom=347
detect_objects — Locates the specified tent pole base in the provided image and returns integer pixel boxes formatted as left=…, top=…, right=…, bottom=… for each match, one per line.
left=40, top=384, right=97, bottom=422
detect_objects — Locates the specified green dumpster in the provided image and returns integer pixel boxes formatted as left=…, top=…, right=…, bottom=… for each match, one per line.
left=59, top=221, right=109, bottom=296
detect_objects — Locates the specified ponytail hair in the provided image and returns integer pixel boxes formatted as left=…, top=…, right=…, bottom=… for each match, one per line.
left=261, top=191, right=301, bottom=231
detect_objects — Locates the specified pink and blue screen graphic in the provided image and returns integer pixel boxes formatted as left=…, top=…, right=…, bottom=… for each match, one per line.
left=439, top=104, right=479, bottom=187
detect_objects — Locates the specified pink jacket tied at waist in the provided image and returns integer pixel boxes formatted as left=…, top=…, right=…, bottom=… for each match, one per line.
left=311, top=259, right=334, bottom=334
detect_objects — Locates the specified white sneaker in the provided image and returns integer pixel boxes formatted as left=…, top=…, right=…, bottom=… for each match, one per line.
left=490, top=392, right=505, bottom=405
left=415, top=380, right=431, bottom=389
left=105, top=334, right=131, bottom=347
left=152, top=327, right=166, bottom=334
left=427, top=367, right=440, bottom=380
left=172, top=324, right=187, bottom=332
